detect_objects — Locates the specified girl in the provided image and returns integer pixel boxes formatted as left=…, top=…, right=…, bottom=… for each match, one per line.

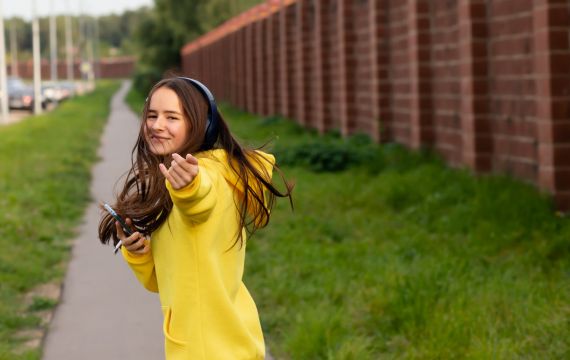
left=98, top=77, right=293, bottom=359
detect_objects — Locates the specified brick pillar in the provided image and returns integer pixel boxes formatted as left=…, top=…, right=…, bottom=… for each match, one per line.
left=255, top=17, right=267, bottom=116
left=239, top=28, right=248, bottom=111
left=279, top=3, right=290, bottom=117
left=216, top=41, right=224, bottom=100
left=407, top=0, right=433, bottom=149
left=458, top=0, right=492, bottom=171
left=211, top=43, right=217, bottom=97
left=267, top=12, right=276, bottom=116
left=234, top=30, right=242, bottom=109
left=210, top=44, right=214, bottom=88
left=202, top=48, right=207, bottom=81
left=220, top=39, right=226, bottom=101
left=220, top=40, right=226, bottom=96
left=534, top=0, right=570, bottom=210
left=204, top=46, right=210, bottom=89
left=313, top=0, right=326, bottom=134
left=236, top=30, right=243, bottom=108
left=246, top=23, right=257, bottom=113
left=203, top=47, right=209, bottom=82
left=207, top=44, right=212, bottom=94
left=337, top=0, right=355, bottom=136
left=229, top=31, right=237, bottom=105
left=295, top=0, right=307, bottom=126
left=369, top=0, right=389, bottom=142
left=213, top=44, right=218, bottom=90
left=270, top=8, right=281, bottom=117
left=197, top=50, right=203, bottom=79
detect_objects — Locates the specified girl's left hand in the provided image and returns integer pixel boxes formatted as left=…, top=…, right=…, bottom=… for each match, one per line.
left=159, top=153, right=199, bottom=190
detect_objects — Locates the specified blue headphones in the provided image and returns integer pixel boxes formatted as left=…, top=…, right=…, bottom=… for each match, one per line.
left=177, top=77, right=220, bottom=151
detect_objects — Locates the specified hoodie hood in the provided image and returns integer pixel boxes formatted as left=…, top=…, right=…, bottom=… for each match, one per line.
left=198, top=148, right=275, bottom=225
left=199, top=148, right=275, bottom=188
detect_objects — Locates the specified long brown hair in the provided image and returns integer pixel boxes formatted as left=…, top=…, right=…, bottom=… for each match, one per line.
left=98, top=77, right=293, bottom=249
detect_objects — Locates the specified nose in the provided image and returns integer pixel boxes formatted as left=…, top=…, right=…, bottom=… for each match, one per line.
left=150, top=114, right=166, bottom=130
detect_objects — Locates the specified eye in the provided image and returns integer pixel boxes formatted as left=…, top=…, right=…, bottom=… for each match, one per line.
left=167, top=116, right=179, bottom=121
left=147, top=114, right=157, bottom=120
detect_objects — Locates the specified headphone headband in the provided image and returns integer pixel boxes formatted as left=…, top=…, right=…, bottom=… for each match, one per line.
left=177, top=77, right=220, bottom=151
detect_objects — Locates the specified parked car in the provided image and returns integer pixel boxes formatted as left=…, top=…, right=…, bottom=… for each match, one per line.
left=55, top=81, right=79, bottom=99
left=7, top=77, right=47, bottom=111
left=42, top=81, right=69, bottom=104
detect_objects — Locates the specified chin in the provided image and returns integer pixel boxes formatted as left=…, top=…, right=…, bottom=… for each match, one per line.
left=149, top=148, right=173, bottom=156
left=146, top=140, right=172, bottom=156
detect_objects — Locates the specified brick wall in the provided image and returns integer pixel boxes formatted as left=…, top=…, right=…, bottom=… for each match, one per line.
left=386, top=0, right=412, bottom=145
left=430, top=0, right=462, bottom=165
left=488, top=0, right=537, bottom=181
left=180, top=0, right=570, bottom=210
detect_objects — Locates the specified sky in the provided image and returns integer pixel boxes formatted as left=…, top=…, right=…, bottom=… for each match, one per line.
left=3, top=0, right=154, bottom=19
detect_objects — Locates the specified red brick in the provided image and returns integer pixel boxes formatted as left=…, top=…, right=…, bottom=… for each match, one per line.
left=491, top=0, right=533, bottom=18
left=540, top=168, right=570, bottom=191
left=553, top=192, right=570, bottom=212
left=534, top=4, right=570, bottom=28
left=539, top=143, right=570, bottom=166
left=538, top=120, right=570, bottom=143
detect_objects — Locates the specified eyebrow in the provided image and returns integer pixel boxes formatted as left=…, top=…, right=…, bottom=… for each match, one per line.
left=148, top=109, right=183, bottom=116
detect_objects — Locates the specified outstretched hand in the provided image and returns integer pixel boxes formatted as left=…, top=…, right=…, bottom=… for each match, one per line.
left=159, top=153, right=199, bottom=190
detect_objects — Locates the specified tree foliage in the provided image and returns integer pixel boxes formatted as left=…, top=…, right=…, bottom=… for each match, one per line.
left=132, top=0, right=263, bottom=94
left=5, top=0, right=264, bottom=91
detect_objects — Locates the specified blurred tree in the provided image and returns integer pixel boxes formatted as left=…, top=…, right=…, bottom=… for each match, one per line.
left=5, top=18, right=31, bottom=62
left=131, top=0, right=262, bottom=93
left=4, top=1, right=262, bottom=87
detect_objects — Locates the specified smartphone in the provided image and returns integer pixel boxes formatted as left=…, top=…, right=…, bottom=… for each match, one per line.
left=103, top=203, right=135, bottom=253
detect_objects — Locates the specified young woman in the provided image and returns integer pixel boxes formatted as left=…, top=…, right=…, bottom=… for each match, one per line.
left=98, top=77, right=293, bottom=359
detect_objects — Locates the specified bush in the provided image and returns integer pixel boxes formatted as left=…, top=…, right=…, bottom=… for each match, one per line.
left=273, top=133, right=383, bottom=173
left=132, top=66, right=163, bottom=96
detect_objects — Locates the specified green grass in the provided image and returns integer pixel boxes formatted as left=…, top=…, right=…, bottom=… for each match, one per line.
left=125, top=93, right=570, bottom=359
left=0, top=81, right=120, bottom=359
left=125, top=84, right=146, bottom=117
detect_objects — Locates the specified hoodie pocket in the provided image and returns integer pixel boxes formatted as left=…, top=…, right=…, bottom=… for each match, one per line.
left=161, top=306, right=187, bottom=347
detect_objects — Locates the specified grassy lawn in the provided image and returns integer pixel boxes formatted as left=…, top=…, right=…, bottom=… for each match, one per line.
left=126, top=92, right=570, bottom=359
left=0, top=81, right=120, bottom=359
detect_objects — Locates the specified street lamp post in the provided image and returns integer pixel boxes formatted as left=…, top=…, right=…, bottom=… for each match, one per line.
left=65, top=0, right=73, bottom=81
left=50, top=0, right=58, bottom=81
left=0, top=0, right=9, bottom=124
left=32, top=0, right=42, bottom=115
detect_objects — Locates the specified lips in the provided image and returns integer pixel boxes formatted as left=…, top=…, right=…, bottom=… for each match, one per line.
left=150, top=135, right=169, bottom=141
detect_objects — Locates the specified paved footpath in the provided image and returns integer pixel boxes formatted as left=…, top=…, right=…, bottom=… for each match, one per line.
left=42, top=80, right=164, bottom=360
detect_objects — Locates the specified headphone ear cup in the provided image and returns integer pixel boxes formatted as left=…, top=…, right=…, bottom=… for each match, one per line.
left=202, top=109, right=220, bottom=151
left=177, top=77, right=220, bottom=151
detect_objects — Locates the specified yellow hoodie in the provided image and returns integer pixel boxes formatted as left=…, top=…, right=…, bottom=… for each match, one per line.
left=121, top=149, right=273, bottom=360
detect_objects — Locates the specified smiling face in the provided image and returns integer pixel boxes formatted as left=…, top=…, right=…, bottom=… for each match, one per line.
left=144, top=87, right=189, bottom=155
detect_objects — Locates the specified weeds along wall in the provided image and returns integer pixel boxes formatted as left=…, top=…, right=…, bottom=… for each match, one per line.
left=181, top=0, right=570, bottom=211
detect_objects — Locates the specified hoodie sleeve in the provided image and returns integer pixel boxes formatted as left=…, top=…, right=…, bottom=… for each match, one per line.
left=121, top=239, right=158, bottom=293
left=165, top=160, right=218, bottom=225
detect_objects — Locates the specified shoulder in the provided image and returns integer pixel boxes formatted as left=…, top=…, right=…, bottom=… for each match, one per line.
left=196, top=149, right=227, bottom=173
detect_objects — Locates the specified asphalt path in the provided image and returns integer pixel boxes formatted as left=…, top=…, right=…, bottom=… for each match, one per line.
left=42, top=80, right=164, bottom=360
